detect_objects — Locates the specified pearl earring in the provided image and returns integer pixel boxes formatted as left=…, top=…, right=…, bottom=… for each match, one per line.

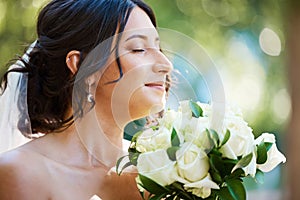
left=87, top=83, right=94, bottom=103
left=87, top=93, right=94, bottom=103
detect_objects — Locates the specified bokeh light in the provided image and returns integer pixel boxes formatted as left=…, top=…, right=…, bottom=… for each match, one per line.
left=272, top=88, right=291, bottom=125
left=259, top=28, right=282, bottom=56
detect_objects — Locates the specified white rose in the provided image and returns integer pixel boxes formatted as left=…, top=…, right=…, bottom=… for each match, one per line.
left=158, top=109, right=181, bottom=131
left=173, top=101, right=192, bottom=134
left=184, top=173, right=219, bottom=199
left=176, top=143, right=210, bottom=182
left=137, top=149, right=177, bottom=186
left=179, top=100, right=193, bottom=119
left=220, top=116, right=255, bottom=159
left=218, top=116, right=257, bottom=176
left=135, top=129, right=154, bottom=152
left=225, top=103, right=243, bottom=118
left=136, top=127, right=172, bottom=152
left=255, top=133, right=286, bottom=172
left=182, top=117, right=212, bottom=151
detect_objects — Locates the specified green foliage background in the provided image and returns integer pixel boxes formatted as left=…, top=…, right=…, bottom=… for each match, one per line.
left=0, top=0, right=48, bottom=72
left=145, top=1, right=288, bottom=192
left=145, top=0, right=288, bottom=136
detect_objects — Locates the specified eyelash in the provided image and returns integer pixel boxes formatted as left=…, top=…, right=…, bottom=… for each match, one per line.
left=132, top=49, right=145, bottom=53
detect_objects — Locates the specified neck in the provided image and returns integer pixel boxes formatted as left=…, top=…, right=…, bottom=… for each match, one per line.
left=44, top=127, right=111, bottom=170
left=95, top=103, right=126, bottom=148
left=73, top=107, right=128, bottom=169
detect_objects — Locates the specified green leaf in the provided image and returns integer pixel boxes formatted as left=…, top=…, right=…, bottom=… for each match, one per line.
left=256, top=141, right=268, bottom=164
left=211, top=171, right=223, bottom=183
left=211, top=129, right=220, bottom=146
left=209, top=154, right=223, bottom=183
left=223, top=159, right=238, bottom=165
left=150, top=125, right=159, bottom=131
left=210, top=154, right=223, bottom=172
left=232, top=153, right=253, bottom=172
left=166, top=182, right=195, bottom=200
left=116, top=161, right=133, bottom=175
left=205, top=130, right=216, bottom=152
left=169, top=182, right=185, bottom=192
left=165, top=195, right=175, bottom=200
left=149, top=193, right=168, bottom=200
left=226, top=179, right=246, bottom=200
left=217, top=187, right=235, bottom=200
left=265, top=142, right=273, bottom=151
left=167, top=146, right=180, bottom=161
left=220, top=129, right=231, bottom=147
left=209, top=148, right=223, bottom=157
left=128, top=151, right=140, bottom=166
left=177, top=191, right=194, bottom=200
left=165, top=194, right=178, bottom=200
left=255, top=169, right=264, bottom=184
left=189, top=100, right=203, bottom=118
left=131, top=130, right=143, bottom=143
left=171, top=128, right=180, bottom=147
left=116, top=155, right=128, bottom=175
left=229, top=168, right=245, bottom=179
left=205, top=195, right=218, bottom=200
left=206, top=129, right=220, bottom=148
left=139, top=174, right=169, bottom=195
left=222, top=159, right=238, bottom=176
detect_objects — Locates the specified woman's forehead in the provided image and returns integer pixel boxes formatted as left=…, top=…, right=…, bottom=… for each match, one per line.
left=123, top=7, right=158, bottom=38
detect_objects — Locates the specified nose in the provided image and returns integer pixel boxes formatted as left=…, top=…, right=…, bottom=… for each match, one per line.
left=152, top=50, right=173, bottom=74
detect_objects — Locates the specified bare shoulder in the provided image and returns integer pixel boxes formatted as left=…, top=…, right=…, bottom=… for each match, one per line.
left=0, top=148, right=50, bottom=199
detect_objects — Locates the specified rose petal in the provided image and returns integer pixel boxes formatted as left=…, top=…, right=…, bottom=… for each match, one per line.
left=255, top=133, right=286, bottom=172
left=184, top=173, right=219, bottom=198
left=137, top=149, right=177, bottom=186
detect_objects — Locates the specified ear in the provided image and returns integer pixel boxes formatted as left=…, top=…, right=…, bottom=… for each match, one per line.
left=66, top=50, right=80, bottom=74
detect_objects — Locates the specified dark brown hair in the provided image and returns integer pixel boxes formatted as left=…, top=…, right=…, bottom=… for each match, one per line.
left=0, top=0, right=157, bottom=137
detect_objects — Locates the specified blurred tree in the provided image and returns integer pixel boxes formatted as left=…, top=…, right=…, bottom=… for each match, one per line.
left=146, top=0, right=289, bottom=197
left=286, top=1, right=300, bottom=199
left=146, top=0, right=287, bottom=135
left=0, top=0, right=47, bottom=77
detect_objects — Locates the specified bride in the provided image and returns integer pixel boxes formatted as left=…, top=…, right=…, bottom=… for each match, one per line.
left=0, top=0, right=172, bottom=199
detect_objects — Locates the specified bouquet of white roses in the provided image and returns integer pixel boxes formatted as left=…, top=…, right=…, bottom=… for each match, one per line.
left=117, top=100, right=286, bottom=200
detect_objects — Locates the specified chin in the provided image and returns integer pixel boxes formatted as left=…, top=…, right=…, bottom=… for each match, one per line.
left=148, top=100, right=165, bottom=114
left=129, top=90, right=166, bottom=119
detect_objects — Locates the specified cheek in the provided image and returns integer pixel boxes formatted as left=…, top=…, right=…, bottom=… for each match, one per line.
left=99, top=62, right=121, bottom=85
left=120, top=51, right=154, bottom=73
left=109, top=66, right=147, bottom=108
left=129, top=86, right=166, bottom=117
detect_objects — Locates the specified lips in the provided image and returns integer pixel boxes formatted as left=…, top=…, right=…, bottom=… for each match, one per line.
left=145, top=83, right=163, bottom=87
left=145, top=81, right=165, bottom=91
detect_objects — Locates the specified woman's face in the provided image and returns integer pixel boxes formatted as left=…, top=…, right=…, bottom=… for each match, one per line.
left=96, top=6, right=173, bottom=121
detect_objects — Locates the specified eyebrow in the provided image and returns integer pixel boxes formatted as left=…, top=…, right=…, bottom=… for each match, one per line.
left=125, top=34, right=160, bottom=42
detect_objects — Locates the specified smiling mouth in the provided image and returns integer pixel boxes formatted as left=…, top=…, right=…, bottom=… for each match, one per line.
left=144, top=82, right=165, bottom=91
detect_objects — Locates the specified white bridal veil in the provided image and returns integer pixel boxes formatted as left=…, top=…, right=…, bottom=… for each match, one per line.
left=0, top=42, right=36, bottom=153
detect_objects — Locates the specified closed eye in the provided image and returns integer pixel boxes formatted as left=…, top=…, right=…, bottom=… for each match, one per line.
left=132, top=49, right=145, bottom=53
